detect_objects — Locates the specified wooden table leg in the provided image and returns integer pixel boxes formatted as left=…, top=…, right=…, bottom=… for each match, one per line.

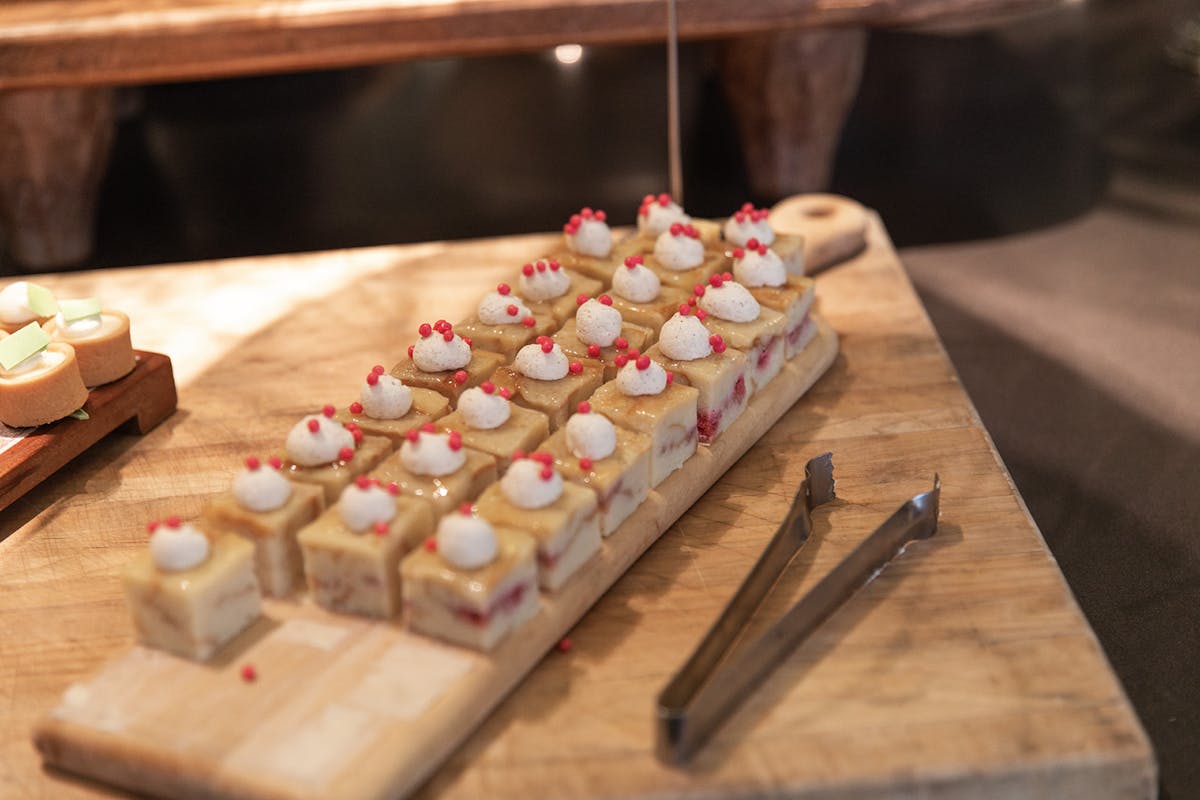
left=0, top=87, right=116, bottom=271
left=720, top=27, right=866, bottom=199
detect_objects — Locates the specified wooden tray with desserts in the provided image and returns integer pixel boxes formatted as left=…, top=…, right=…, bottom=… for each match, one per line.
left=32, top=195, right=848, bottom=800
left=0, top=285, right=177, bottom=513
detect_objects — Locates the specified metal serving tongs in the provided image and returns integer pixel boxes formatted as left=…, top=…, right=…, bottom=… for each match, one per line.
left=656, top=453, right=941, bottom=763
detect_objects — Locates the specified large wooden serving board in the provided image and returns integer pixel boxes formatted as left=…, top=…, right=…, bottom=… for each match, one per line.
left=2, top=206, right=1154, bottom=800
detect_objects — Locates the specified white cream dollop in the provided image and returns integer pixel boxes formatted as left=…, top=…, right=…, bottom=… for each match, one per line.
left=575, top=299, right=622, bottom=347
left=437, top=513, right=498, bottom=570
left=616, top=358, right=669, bottom=396
left=658, top=313, right=714, bottom=361
left=611, top=260, right=662, bottom=303
left=638, top=195, right=690, bottom=238
left=458, top=386, right=510, bottom=430
left=149, top=523, right=210, bottom=572
left=338, top=483, right=396, bottom=533
left=477, top=290, right=531, bottom=326
left=286, top=415, right=355, bottom=467
left=566, top=412, right=617, bottom=461
left=0, top=282, right=43, bottom=325
left=361, top=374, right=413, bottom=419
left=565, top=212, right=612, bottom=258
left=232, top=465, right=293, bottom=512
left=1, top=348, right=63, bottom=378
left=724, top=206, right=775, bottom=247
left=56, top=310, right=103, bottom=337
left=699, top=281, right=761, bottom=323
left=400, top=431, right=465, bottom=476
left=501, top=458, right=564, bottom=510
left=653, top=230, right=704, bottom=271
left=412, top=332, right=471, bottom=373
left=514, top=342, right=569, bottom=381
left=519, top=262, right=571, bottom=301
left=733, top=247, right=787, bottom=287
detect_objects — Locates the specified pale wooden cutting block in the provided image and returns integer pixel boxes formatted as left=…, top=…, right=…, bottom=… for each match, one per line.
left=33, top=325, right=839, bottom=800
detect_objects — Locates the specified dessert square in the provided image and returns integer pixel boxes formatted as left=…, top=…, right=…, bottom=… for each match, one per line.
left=390, top=347, right=506, bottom=405
left=454, top=310, right=558, bottom=361
left=645, top=248, right=729, bottom=292
left=544, top=248, right=618, bottom=288
left=202, top=480, right=325, bottom=598
left=539, top=425, right=652, bottom=537
left=401, top=528, right=539, bottom=651
left=746, top=276, right=816, bottom=359
left=489, top=359, right=605, bottom=432
left=123, top=532, right=260, bottom=661
left=475, top=479, right=601, bottom=591
left=370, top=446, right=498, bottom=518
left=517, top=261, right=604, bottom=324
left=334, top=387, right=450, bottom=447
left=646, top=346, right=749, bottom=445
left=281, top=434, right=393, bottom=505
left=552, top=317, right=653, bottom=381
left=588, top=380, right=699, bottom=487
left=298, top=494, right=435, bottom=619
left=771, top=233, right=806, bottom=275
left=608, top=285, right=691, bottom=343
left=699, top=306, right=788, bottom=396
left=438, top=402, right=550, bottom=473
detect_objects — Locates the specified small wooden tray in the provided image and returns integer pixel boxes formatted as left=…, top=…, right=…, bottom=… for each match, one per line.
left=0, top=350, right=177, bottom=512
left=34, top=323, right=837, bottom=800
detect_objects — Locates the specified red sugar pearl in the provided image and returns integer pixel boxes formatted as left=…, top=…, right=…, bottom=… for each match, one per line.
left=350, top=428, right=364, bottom=443
left=244, top=456, right=261, bottom=470
left=678, top=304, right=691, bottom=316
left=614, top=354, right=629, bottom=368
left=453, top=370, right=468, bottom=384
left=598, top=294, right=612, bottom=306
left=576, top=293, right=590, bottom=306
left=424, top=537, right=438, bottom=552
left=746, top=237, right=760, bottom=249
left=459, top=502, right=473, bottom=516
left=499, top=387, right=512, bottom=400
left=695, top=308, right=708, bottom=321
left=387, top=482, right=400, bottom=495
left=548, top=260, right=561, bottom=271
left=522, top=316, right=536, bottom=327
left=421, top=422, right=436, bottom=433
left=435, top=319, right=451, bottom=332
left=268, top=456, right=283, bottom=470
left=666, top=371, right=675, bottom=384
left=614, top=337, right=628, bottom=350
left=405, top=429, right=421, bottom=443
left=627, top=348, right=640, bottom=359
left=522, top=263, right=535, bottom=276
left=539, top=466, right=554, bottom=481
left=373, top=521, right=389, bottom=536
left=512, top=449, right=525, bottom=461
left=669, top=222, right=684, bottom=236
left=507, top=304, right=519, bottom=316
left=165, top=515, right=181, bottom=529
left=338, top=447, right=354, bottom=462
left=497, top=283, right=511, bottom=295
left=355, top=475, right=372, bottom=490
left=723, top=272, right=733, bottom=281
left=147, top=520, right=160, bottom=533
left=636, top=355, right=651, bottom=371
left=442, top=331, right=455, bottom=342
left=407, top=345, right=415, bottom=359
left=624, top=254, right=643, bottom=269
left=349, top=401, right=363, bottom=414
left=568, top=361, right=583, bottom=375
left=241, top=664, right=257, bottom=683
left=322, top=404, right=336, bottom=418
left=366, top=372, right=379, bottom=386
left=577, top=401, right=591, bottom=413
left=480, top=381, right=495, bottom=394
left=579, top=458, right=593, bottom=471
left=536, top=261, right=547, bottom=272
left=419, top=322, right=432, bottom=337
left=372, top=364, right=385, bottom=375
left=307, top=418, right=321, bottom=433
left=448, top=433, right=463, bottom=451
left=732, top=247, right=746, bottom=259
left=541, top=340, right=555, bottom=353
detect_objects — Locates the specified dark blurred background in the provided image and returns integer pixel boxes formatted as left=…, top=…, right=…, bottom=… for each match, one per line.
left=13, top=0, right=1200, bottom=796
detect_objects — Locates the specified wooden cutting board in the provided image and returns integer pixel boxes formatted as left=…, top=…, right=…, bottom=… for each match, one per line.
left=2, top=203, right=1154, bottom=799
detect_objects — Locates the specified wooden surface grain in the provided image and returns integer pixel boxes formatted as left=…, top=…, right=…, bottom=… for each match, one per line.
left=0, top=0, right=1061, bottom=90
left=0, top=212, right=1155, bottom=799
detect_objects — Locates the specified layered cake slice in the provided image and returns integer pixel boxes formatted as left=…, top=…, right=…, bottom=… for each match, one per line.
left=475, top=453, right=601, bottom=591
left=516, top=258, right=602, bottom=324
left=644, top=222, right=727, bottom=291
left=437, top=381, right=549, bottom=473
left=390, top=321, right=506, bottom=404
left=122, top=518, right=261, bottom=660
left=646, top=307, right=749, bottom=444
left=0, top=322, right=89, bottom=428
left=298, top=477, right=435, bottom=618
left=335, top=365, right=450, bottom=446
left=723, top=203, right=804, bottom=275
left=489, top=338, right=604, bottom=431
left=279, top=405, right=393, bottom=504
left=41, top=297, right=135, bottom=387
left=202, top=455, right=325, bottom=597
left=371, top=423, right=497, bottom=518
left=732, top=240, right=817, bottom=359
left=607, top=255, right=691, bottom=344
left=552, top=294, right=651, bottom=380
left=588, top=353, right=699, bottom=486
left=401, top=505, right=539, bottom=651
left=539, top=402, right=652, bottom=537
left=547, top=207, right=618, bottom=286
left=693, top=273, right=787, bottom=396
left=454, top=283, right=557, bottom=360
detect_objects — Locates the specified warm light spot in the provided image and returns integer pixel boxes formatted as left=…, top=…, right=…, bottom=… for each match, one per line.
left=554, top=44, right=584, bottom=65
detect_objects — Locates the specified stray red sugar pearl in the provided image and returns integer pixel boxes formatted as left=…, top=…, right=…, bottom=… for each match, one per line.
left=406, top=429, right=420, bottom=442
left=419, top=323, right=432, bottom=337
left=166, top=515, right=181, bottom=528
left=723, top=272, right=733, bottom=281
left=373, top=521, right=389, bottom=536
left=578, top=401, right=591, bottom=414
left=480, top=380, right=495, bottom=394
left=268, top=456, right=283, bottom=470
left=499, top=387, right=512, bottom=399
left=245, top=456, right=260, bottom=470
left=614, top=337, right=628, bottom=350
left=424, top=537, right=438, bottom=552
left=568, top=361, right=583, bottom=374
left=459, top=502, right=473, bottom=516
left=512, top=449, right=525, bottom=461
left=587, top=344, right=601, bottom=358
left=407, top=345, right=415, bottom=359
left=421, top=422, right=435, bottom=433
left=521, top=316, right=536, bottom=328
left=497, top=283, right=511, bottom=295
left=307, top=418, right=321, bottom=433
left=557, top=638, right=572, bottom=653
left=666, top=371, right=675, bottom=384
left=338, top=447, right=354, bottom=462
left=387, top=482, right=400, bottom=495
left=147, top=520, right=160, bottom=533
left=578, top=458, right=593, bottom=471
left=356, top=475, right=372, bottom=490
left=351, top=428, right=364, bottom=443
left=240, top=664, right=257, bottom=682
left=454, top=370, right=468, bottom=384
left=349, top=401, right=363, bottom=414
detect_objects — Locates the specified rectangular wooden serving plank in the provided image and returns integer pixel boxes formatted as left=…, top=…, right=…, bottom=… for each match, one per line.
left=33, top=321, right=839, bottom=800
left=0, top=350, right=177, bottom=513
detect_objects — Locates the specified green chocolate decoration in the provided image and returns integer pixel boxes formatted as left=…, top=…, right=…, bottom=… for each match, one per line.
left=0, top=322, right=51, bottom=370
left=60, top=297, right=102, bottom=322
left=25, top=283, right=58, bottom=317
